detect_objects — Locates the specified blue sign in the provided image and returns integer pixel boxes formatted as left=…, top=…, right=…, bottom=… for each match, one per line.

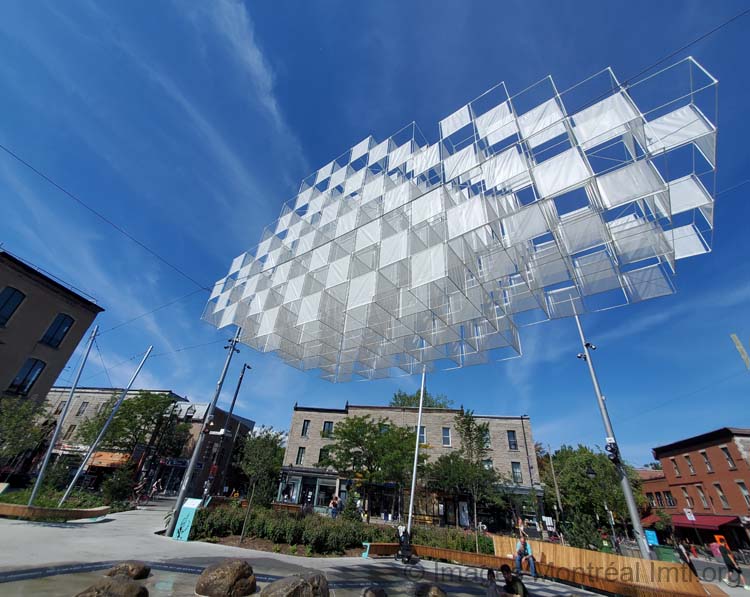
left=172, top=498, right=202, bottom=541
left=645, top=529, right=659, bottom=546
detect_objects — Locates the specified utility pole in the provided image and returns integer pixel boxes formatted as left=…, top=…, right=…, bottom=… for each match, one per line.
left=548, top=444, right=563, bottom=514
left=167, top=327, right=241, bottom=537
left=574, top=314, right=651, bottom=560
left=29, top=325, right=98, bottom=506
left=406, top=365, right=427, bottom=536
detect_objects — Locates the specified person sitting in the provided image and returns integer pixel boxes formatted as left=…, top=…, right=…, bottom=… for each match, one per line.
left=485, top=569, right=502, bottom=597
left=514, top=537, right=537, bottom=579
left=500, top=564, right=528, bottom=596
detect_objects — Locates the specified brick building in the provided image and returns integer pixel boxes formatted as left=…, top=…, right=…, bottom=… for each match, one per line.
left=639, top=427, right=750, bottom=548
left=277, top=402, right=540, bottom=525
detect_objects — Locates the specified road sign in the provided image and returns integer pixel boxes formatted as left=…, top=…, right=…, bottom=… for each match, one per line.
left=684, top=508, right=696, bottom=522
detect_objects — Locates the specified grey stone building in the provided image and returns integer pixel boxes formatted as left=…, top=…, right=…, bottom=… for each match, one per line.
left=0, top=250, right=103, bottom=404
left=277, top=402, right=541, bottom=525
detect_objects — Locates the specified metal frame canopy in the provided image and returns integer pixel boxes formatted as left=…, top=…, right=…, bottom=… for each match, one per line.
left=204, top=57, right=718, bottom=382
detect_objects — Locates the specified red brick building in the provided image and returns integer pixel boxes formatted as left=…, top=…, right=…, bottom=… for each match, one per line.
left=639, top=427, right=750, bottom=548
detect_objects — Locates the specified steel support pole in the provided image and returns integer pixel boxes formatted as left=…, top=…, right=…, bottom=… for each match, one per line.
left=406, top=365, right=427, bottom=535
left=29, top=325, right=98, bottom=506
left=548, top=444, right=563, bottom=515
left=573, top=314, right=651, bottom=560
left=167, top=327, right=241, bottom=537
left=58, top=346, right=153, bottom=506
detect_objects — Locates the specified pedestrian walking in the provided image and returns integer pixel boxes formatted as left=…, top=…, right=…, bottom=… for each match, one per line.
left=329, top=495, right=339, bottom=519
left=677, top=539, right=697, bottom=577
left=719, top=543, right=750, bottom=589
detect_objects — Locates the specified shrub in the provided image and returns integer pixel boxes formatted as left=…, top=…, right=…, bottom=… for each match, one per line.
left=101, top=466, right=135, bottom=504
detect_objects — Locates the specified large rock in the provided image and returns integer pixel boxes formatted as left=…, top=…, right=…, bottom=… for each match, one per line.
left=75, top=577, right=148, bottom=597
left=299, top=572, right=329, bottom=597
left=105, top=561, right=151, bottom=580
left=196, top=559, right=257, bottom=597
left=259, top=576, right=312, bottom=597
left=413, top=584, right=446, bottom=597
left=361, top=587, right=387, bottom=597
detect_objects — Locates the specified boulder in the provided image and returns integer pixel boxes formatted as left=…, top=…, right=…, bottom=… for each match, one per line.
left=259, top=576, right=312, bottom=597
left=105, top=561, right=151, bottom=580
left=361, top=587, right=387, bottom=597
left=413, top=584, right=446, bottom=597
left=299, top=572, right=329, bottom=597
left=75, top=577, right=148, bottom=597
left=196, top=559, right=257, bottom=597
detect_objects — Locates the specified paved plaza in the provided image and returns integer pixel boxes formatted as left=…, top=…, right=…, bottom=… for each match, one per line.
left=0, top=499, right=602, bottom=596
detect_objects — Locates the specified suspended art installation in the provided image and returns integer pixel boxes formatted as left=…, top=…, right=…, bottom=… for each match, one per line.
left=204, top=57, right=718, bottom=382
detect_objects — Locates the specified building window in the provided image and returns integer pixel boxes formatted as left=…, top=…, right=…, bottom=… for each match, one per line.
left=664, top=491, right=676, bottom=507
left=720, top=446, right=737, bottom=470
left=40, top=314, right=75, bottom=348
left=63, top=424, right=77, bottom=440
left=442, top=427, right=451, bottom=447
left=646, top=492, right=656, bottom=508
left=0, top=287, right=25, bottom=326
left=684, top=455, right=695, bottom=475
left=737, top=481, right=750, bottom=508
left=700, top=451, right=713, bottom=473
left=322, top=421, right=334, bottom=438
left=482, top=429, right=491, bottom=448
left=655, top=492, right=665, bottom=508
left=54, top=401, right=66, bottom=415
left=714, top=483, right=730, bottom=509
left=511, top=462, right=523, bottom=484
left=295, top=447, right=306, bottom=466
left=7, top=358, right=46, bottom=395
left=696, top=485, right=709, bottom=509
left=76, top=401, right=89, bottom=416
left=681, top=487, right=694, bottom=508
left=413, top=426, right=426, bottom=444
left=671, top=458, right=681, bottom=477
left=482, top=459, right=493, bottom=470
left=301, top=419, right=310, bottom=437
left=507, top=430, right=518, bottom=450
left=318, top=446, right=330, bottom=465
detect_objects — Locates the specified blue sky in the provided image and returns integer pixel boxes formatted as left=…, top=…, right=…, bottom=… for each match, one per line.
left=1, top=1, right=749, bottom=467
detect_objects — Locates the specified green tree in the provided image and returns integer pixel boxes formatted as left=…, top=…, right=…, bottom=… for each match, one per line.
left=390, top=388, right=453, bottom=409
left=75, top=391, right=176, bottom=454
left=454, top=410, right=497, bottom=552
left=239, top=426, right=284, bottom=541
left=0, top=396, right=49, bottom=477
left=320, top=415, right=421, bottom=522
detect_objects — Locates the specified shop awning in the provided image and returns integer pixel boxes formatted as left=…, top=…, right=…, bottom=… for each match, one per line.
left=641, top=514, right=660, bottom=527
left=89, top=451, right=130, bottom=468
left=671, top=514, right=739, bottom=530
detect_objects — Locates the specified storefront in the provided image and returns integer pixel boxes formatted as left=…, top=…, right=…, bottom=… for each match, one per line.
left=277, top=466, right=339, bottom=514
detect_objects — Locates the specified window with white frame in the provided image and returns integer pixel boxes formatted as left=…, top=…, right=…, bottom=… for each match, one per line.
left=696, top=485, right=709, bottom=509
left=737, top=481, right=750, bottom=508
left=681, top=487, right=694, bottom=508
left=511, top=461, right=523, bottom=484
left=684, top=455, right=695, bottom=475
left=442, top=427, right=451, bottom=447
left=700, top=450, right=713, bottom=473
left=720, top=446, right=737, bottom=470
left=714, top=483, right=730, bottom=509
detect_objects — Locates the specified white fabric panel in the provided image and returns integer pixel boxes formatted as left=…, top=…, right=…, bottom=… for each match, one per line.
left=248, top=289, right=269, bottom=315
left=410, top=144, right=441, bottom=177
left=411, top=244, right=446, bottom=287
left=575, top=251, right=621, bottom=295
left=624, top=265, right=672, bottom=301
left=447, top=199, right=487, bottom=239
left=355, top=219, right=381, bottom=251
left=307, top=192, right=327, bottom=214
left=572, top=93, right=639, bottom=149
left=258, top=306, right=280, bottom=336
left=475, top=102, right=513, bottom=139
left=284, top=275, right=306, bottom=303
left=348, top=272, right=377, bottom=309
left=596, top=160, right=664, bottom=209
left=310, top=243, right=331, bottom=271
left=388, top=140, right=413, bottom=171
left=411, top=188, right=445, bottom=225
left=666, top=224, right=707, bottom=259
left=298, top=292, right=322, bottom=325
left=379, top=230, right=408, bottom=268
left=517, top=98, right=567, bottom=148
left=295, top=232, right=315, bottom=256
left=443, top=145, right=478, bottom=181
left=440, top=105, right=471, bottom=138
left=315, top=161, right=334, bottom=185
left=256, top=236, right=273, bottom=257
left=668, top=175, right=712, bottom=215
left=362, top=175, right=386, bottom=204
left=330, top=166, right=348, bottom=188
left=294, top=187, right=314, bottom=209
left=350, top=137, right=372, bottom=162
left=384, top=182, right=415, bottom=213
left=272, top=261, right=291, bottom=286
left=319, top=202, right=340, bottom=227
left=229, top=253, right=246, bottom=275
left=275, top=212, right=293, bottom=234
left=503, top=204, right=548, bottom=245
left=344, top=168, right=366, bottom=196
left=336, top=208, right=358, bottom=237
left=209, top=279, right=225, bottom=300
left=482, top=146, right=527, bottom=189
left=326, top=256, right=351, bottom=288
left=218, top=303, right=238, bottom=328
left=560, top=207, right=605, bottom=254
left=486, top=119, right=520, bottom=146
left=368, top=140, right=390, bottom=165
left=645, top=104, right=713, bottom=154
left=533, top=148, right=590, bottom=197
left=608, top=215, right=662, bottom=263
left=285, top=220, right=304, bottom=243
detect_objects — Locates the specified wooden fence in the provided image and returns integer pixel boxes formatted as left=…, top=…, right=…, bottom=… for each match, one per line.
left=0, top=503, right=110, bottom=521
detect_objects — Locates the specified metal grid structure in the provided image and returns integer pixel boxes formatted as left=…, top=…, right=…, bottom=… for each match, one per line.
left=204, top=57, right=718, bottom=382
